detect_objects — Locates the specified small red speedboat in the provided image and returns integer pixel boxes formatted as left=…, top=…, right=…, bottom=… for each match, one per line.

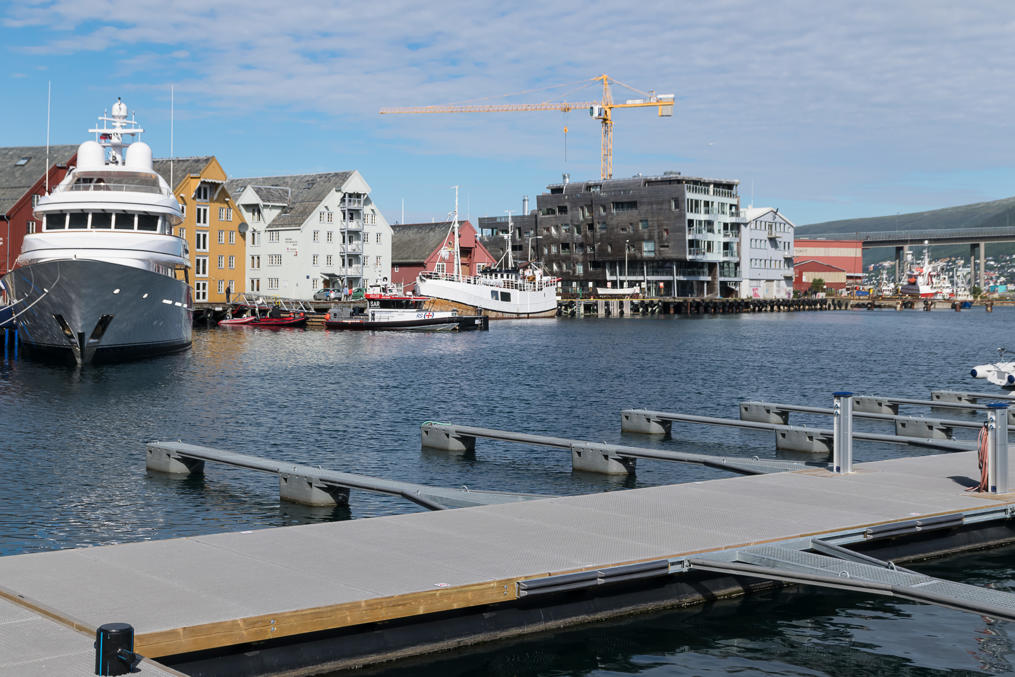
left=219, top=302, right=309, bottom=328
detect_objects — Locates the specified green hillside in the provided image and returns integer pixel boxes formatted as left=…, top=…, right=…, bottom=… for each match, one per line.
left=798, top=196, right=1015, bottom=265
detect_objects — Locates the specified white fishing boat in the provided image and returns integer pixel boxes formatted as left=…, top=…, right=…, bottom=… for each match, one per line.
left=415, top=189, right=559, bottom=318
left=899, top=244, right=954, bottom=299
left=1, top=99, right=191, bottom=364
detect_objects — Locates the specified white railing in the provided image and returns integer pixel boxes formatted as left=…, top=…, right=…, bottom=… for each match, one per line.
left=341, top=242, right=362, bottom=254
left=419, top=271, right=559, bottom=292
left=67, top=183, right=162, bottom=194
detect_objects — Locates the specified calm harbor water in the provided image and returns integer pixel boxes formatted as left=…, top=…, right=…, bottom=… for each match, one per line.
left=2, top=308, right=1014, bottom=675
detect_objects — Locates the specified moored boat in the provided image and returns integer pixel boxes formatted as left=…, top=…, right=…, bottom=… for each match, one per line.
left=219, top=296, right=309, bottom=328
left=1, top=98, right=191, bottom=365
left=324, top=292, right=487, bottom=331
left=414, top=189, right=558, bottom=318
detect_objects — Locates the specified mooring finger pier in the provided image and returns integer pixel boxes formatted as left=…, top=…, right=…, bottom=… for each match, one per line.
left=4, top=392, right=1015, bottom=675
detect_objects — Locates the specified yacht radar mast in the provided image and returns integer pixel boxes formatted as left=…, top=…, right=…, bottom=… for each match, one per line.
left=89, top=97, right=144, bottom=165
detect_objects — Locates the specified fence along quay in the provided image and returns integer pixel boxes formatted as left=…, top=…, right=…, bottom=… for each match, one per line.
left=3, top=395, right=1015, bottom=674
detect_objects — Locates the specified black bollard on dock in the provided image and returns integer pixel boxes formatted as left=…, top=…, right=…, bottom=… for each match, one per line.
left=95, top=622, right=136, bottom=675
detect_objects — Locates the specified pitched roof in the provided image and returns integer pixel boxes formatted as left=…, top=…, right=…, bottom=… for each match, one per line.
left=152, top=157, right=213, bottom=192
left=226, top=172, right=353, bottom=229
left=0, top=145, right=78, bottom=215
left=390, top=222, right=456, bottom=264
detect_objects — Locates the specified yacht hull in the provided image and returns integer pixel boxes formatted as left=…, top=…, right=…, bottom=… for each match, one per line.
left=3, top=259, right=192, bottom=365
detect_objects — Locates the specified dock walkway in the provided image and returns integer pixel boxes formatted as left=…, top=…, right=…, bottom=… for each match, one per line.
left=1, top=451, right=1014, bottom=674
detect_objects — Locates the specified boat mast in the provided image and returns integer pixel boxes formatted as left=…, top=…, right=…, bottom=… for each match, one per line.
left=90, top=97, right=143, bottom=166
left=505, top=210, right=514, bottom=269
left=452, top=186, right=461, bottom=280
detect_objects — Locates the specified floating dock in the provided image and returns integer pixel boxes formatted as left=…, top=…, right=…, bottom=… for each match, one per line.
left=2, top=446, right=1015, bottom=675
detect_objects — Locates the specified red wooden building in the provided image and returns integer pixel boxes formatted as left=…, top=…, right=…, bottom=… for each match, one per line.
left=0, top=145, right=78, bottom=280
left=389, top=220, right=496, bottom=289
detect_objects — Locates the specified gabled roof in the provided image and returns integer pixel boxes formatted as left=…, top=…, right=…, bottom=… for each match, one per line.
left=743, top=206, right=797, bottom=227
left=391, top=222, right=458, bottom=264
left=794, top=259, right=846, bottom=272
left=226, top=172, right=353, bottom=229
left=0, top=145, right=78, bottom=215
left=152, top=157, right=213, bottom=192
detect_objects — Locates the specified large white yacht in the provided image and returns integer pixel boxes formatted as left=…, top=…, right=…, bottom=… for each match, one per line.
left=2, top=99, right=191, bottom=364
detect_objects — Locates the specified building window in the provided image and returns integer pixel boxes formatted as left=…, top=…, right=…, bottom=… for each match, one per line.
left=326, top=231, right=333, bottom=243
left=375, top=232, right=382, bottom=243
left=229, top=231, right=236, bottom=244
left=313, top=230, right=320, bottom=242
left=642, top=241, right=656, bottom=256
left=268, top=231, right=279, bottom=243
left=217, top=280, right=224, bottom=294
left=196, top=206, right=208, bottom=225
left=217, top=255, right=224, bottom=269
left=394, top=265, right=400, bottom=272
left=218, top=207, right=233, bottom=221
left=319, top=211, right=326, bottom=223
left=434, top=262, right=446, bottom=275
left=268, top=278, right=279, bottom=290
left=312, top=254, right=319, bottom=265
left=268, top=254, right=282, bottom=266
left=26, top=221, right=36, bottom=234
left=228, top=255, right=235, bottom=269
left=640, top=220, right=649, bottom=230
left=375, top=256, right=382, bottom=265
left=179, top=202, right=186, bottom=218
left=249, top=230, right=259, bottom=246
left=327, top=211, right=334, bottom=223
left=250, top=278, right=260, bottom=292
left=218, top=230, right=225, bottom=244
left=576, top=263, right=583, bottom=274
left=195, top=256, right=208, bottom=277
left=326, top=255, right=333, bottom=266
left=195, top=281, right=207, bottom=301
left=250, top=255, right=260, bottom=269
left=195, top=231, right=208, bottom=251
left=251, top=205, right=262, bottom=222
left=178, top=227, right=186, bottom=239
left=195, top=184, right=210, bottom=202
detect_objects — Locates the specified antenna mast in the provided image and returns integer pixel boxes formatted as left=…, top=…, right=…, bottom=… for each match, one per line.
left=45, top=81, right=51, bottom=193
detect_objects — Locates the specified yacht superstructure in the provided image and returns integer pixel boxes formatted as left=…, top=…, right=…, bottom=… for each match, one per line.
left=2, top=99, right=191, bottom=364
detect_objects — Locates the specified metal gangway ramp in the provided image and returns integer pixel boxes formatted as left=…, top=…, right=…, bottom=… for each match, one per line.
left=689, top=540, right=1015, bottom=621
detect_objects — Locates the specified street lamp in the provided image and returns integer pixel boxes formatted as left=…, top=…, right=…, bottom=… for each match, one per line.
left=624, top=239, right=630, bottom=287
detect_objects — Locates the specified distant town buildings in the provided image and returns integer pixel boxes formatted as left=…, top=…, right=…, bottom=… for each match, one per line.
left=390, top=220, right=495, bottom=289
left=154, top=157, right=244, bottom=304
left=226, top=171, right=391, bottom=299
left=740, top=207, right=795, bottom=299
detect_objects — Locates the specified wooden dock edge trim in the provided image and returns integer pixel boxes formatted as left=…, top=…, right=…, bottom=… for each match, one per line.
left=137, top=499, right=1015, bottom=659
left=136, top=576, right=517, bottom=658
left=0, top=583, right=95, bottom=637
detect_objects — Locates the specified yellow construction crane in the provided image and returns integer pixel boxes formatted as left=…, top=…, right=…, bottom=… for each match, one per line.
left=380, top=74, right=673, bottom=180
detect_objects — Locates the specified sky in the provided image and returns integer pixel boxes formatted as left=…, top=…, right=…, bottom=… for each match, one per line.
left=2, top=0, right=1015, bottom=226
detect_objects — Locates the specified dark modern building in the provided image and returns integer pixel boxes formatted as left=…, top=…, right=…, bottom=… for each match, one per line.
left=530, top=172, right=746, bottom=297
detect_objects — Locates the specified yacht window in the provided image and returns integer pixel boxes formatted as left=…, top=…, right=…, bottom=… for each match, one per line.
left=137, top=214, right=159, bottom=231
left=114, top=213, right=134, bottom=230
left=500, top=291, right=512, bottom=302
left=68, top=213, right=88, bottom=229
left=92, top=213, right=113, bottom=229
left=490, top=290, right=498, bottom=301
left=45, top=215, right=67, bottom=230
